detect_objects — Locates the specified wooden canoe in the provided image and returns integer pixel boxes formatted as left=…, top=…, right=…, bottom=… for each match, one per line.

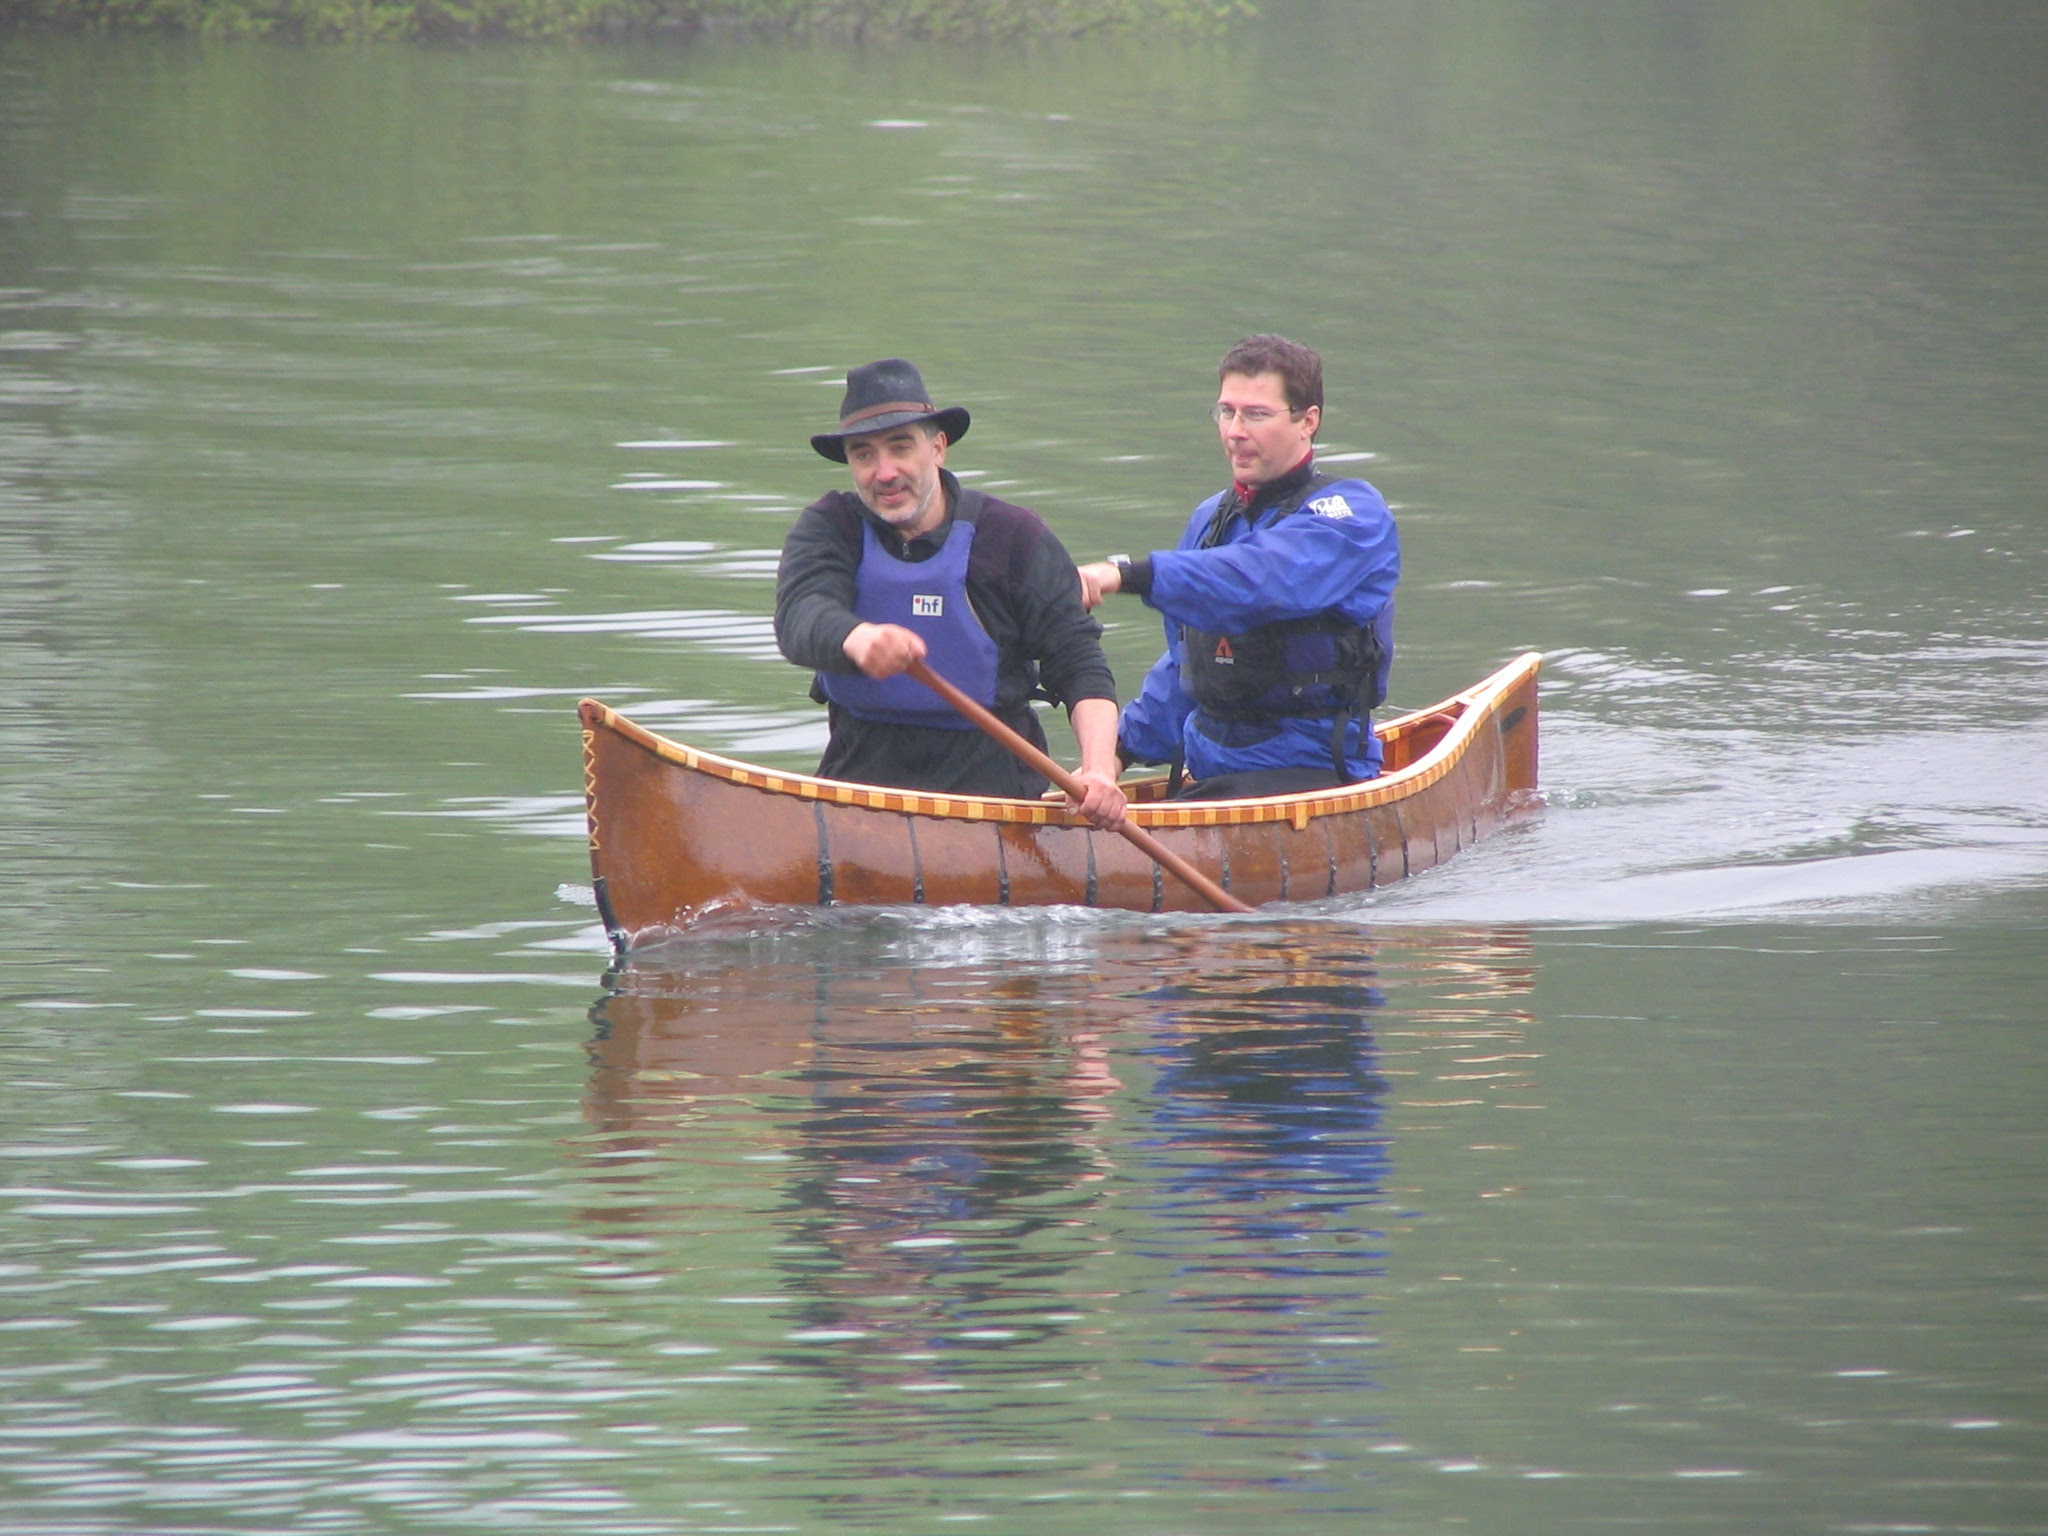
left=579, top=650, right=1541, bottom=947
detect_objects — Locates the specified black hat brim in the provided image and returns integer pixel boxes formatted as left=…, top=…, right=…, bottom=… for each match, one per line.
left=811, top=405, right=970, bottom=463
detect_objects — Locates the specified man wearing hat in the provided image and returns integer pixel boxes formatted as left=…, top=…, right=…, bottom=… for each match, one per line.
left=774, top=358, right=1127, bottom=827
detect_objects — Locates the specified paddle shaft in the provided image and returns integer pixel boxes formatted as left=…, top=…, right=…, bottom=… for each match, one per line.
left=904, top=658, right=1252, bottom=914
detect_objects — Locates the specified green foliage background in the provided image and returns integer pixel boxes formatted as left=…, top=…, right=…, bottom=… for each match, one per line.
left=0, top=0, right=1255, bottom=41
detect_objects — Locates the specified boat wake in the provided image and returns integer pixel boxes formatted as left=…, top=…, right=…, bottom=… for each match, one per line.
left=1348, top=712, right=2048, bottom=928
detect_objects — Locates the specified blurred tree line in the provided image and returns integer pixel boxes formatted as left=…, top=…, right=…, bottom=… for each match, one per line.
left=0, top=0, right=1254, bottom=40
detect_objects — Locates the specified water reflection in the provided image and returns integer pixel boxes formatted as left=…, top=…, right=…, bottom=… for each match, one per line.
left=1129, top=940, right=1390, bottom=1403
left=587, top=939, right=1118, bottom=1392
left=581, top=919, right=1540, bottom=1513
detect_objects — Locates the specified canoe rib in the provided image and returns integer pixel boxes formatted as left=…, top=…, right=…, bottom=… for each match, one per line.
left=579, top=651, right=1541, bottom=944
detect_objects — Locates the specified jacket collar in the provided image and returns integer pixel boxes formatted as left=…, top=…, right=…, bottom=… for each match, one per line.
left=1231, top=453, right=1318, bottom=516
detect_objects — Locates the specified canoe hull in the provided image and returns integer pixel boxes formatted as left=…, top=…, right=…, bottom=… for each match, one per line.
left=580, top=652, right=1541, bottom=944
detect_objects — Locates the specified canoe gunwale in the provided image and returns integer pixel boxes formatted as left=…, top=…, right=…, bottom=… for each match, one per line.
left=575, top=651, right=1541, bottom=831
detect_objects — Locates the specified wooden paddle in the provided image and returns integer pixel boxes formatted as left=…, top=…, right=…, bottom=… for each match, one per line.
left=905, top=658, right=1252, bottom=914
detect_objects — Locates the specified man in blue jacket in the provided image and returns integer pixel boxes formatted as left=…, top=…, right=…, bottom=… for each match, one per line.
left=1077, top=335, right=1399, bottom=799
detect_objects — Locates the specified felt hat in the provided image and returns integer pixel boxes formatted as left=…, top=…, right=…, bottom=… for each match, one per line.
left=810, top=358, right=971, bottom=463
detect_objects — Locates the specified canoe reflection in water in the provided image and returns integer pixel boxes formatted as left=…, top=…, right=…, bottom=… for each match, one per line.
left=580, top=919, right=1538, bottom=1438
left=582, top=921, right=1128, bottom=1384
left=1125, top=932, right=1393, bottom=1396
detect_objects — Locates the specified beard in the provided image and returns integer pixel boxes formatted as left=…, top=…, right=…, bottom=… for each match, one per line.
left=861, top=468, right=942, bottom=529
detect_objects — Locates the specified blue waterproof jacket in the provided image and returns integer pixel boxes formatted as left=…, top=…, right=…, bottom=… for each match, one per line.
left=1118, top=466, right=1399, bottom=782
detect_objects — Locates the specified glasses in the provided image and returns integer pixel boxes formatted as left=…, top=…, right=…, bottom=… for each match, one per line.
left=1210, top=403, right=1301, bottom=426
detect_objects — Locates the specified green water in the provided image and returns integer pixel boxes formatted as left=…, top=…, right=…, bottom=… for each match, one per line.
left=3, top=4, right=2045, bottom=1531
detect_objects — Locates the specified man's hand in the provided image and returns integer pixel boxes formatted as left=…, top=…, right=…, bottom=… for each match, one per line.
left=1066, top=765, right=1128, bottom=831
left=1076, top=560, right=1123, bottom=612
left=842, top=621, right=926, bottom=679
left=1066, top=697, right=1128, bottom=830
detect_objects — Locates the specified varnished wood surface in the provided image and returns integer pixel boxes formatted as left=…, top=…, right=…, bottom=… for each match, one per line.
left=579, top=652, right=1542, bottom=946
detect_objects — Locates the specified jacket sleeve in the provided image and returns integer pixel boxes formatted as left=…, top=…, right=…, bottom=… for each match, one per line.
left=1015, top=524, right=1118, bottom=708
left=1144, top=479, right=1400, bottom=635
left=773, top=498, right=865, bottom=675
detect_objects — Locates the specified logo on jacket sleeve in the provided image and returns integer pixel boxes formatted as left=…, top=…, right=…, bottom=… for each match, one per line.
left=911, top=594, right=944, bottom=617
left=1307, top=494, right=1354, bottom=519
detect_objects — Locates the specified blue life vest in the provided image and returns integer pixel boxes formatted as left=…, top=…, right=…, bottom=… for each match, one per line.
left=818, top=496, right=1001, bottom=730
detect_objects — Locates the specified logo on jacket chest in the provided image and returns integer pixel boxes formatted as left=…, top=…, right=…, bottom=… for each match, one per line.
left=911, top=594, right=944, bottom=617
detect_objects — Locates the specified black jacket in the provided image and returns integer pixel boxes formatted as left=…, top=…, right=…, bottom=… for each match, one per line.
left=774, top=472, right=1116, bottom=796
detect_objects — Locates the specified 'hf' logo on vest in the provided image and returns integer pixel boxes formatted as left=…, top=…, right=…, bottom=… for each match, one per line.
left=1212, top=636, right=1236, bottom=665
left=911, top=594, right=944, bottom=617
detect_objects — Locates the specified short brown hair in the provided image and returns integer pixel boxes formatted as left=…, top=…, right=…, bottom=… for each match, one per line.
left=1219, top=334, right=1323, bottom=415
